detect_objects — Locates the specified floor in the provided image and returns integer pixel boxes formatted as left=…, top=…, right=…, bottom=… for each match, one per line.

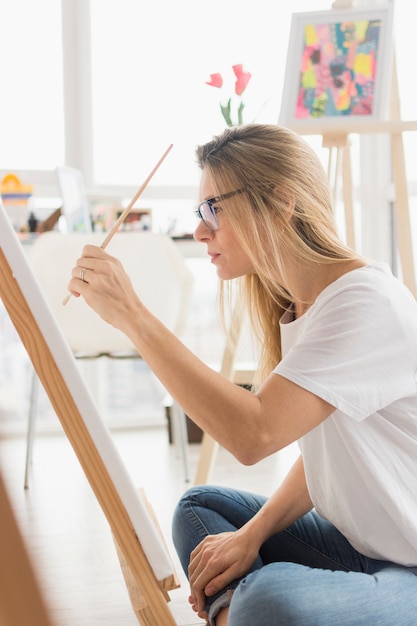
left=0, top=423, right=298, bottom=625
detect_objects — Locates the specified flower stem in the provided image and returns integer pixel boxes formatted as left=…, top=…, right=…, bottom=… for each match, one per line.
left=237, top=101, right=245, bottom=126
left=220, top=98, right=233, bottom=127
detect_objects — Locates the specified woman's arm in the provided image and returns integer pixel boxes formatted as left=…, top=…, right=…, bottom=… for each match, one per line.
left=237, top=454, right=313, bottom=544
left=68, top=246, right=334, bottom=461
left=188, top=455, right=312, bottom=615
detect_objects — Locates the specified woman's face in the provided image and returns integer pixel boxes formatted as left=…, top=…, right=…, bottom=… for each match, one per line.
left=194, top=170, right=255, bottom=280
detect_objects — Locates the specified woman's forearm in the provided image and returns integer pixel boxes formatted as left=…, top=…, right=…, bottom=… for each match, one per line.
left=238, top=455, right=313, bottom=547
left=122, top=302, right=262, bottom=458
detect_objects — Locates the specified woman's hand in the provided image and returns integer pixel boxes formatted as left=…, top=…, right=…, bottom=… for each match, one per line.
left=188, top=528, right=260, bottom=617
left=67, top=244, right=142, bottom=331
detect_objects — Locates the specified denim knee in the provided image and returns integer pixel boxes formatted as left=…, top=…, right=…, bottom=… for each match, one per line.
left=171, top=486, right=207, bottom=575
left=228, top=566, right=287, bottom=626
left=172, top=486, right=201, bottom=542
left=228, top=563, right=325, bottom=626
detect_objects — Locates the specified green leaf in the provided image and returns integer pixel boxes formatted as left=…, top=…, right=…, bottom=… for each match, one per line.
left=220, top=98, right=233, bottom=127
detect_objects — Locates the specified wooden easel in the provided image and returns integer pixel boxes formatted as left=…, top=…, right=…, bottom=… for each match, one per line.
left=0, top=203, right=179, bottom=625
left=295, top=0, right=417, bottom=298
left=323, top=132, right=356, bottom=250
left=194, top=309, right=256, bottom=485
left=316, top=75, right=417, bottom=297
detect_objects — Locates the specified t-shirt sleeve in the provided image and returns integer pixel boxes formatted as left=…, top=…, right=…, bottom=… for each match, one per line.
left=275, top=273, right=417, bottom=421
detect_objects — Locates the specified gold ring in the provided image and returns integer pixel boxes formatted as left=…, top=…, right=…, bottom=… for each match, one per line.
left=79, top=267, right=86, bottom=282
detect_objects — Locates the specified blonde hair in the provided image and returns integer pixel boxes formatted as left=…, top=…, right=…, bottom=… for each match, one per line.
left=196, top=124, right=362, bottom=382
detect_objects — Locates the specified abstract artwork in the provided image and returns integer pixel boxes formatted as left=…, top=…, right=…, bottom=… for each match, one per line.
left=279, top=6, right=394, bottom=130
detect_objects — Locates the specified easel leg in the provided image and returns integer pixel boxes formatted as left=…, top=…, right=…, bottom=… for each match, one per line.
left=326, top=145, right=340, bottom=209
left=342, top=139, right=356, bottom=250
left=391, top=132, right=417, bottom=297
left=323, top=134, right=356, bottom=250
left=193, top=309, right=243, bottom=485
left=24, top=368, right=39, bottom=489
left=194, top=433, right=219, bottom=485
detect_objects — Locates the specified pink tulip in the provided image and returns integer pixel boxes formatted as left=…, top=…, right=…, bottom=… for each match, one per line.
left=205, top=65, right=253, bottom=126
left=205, top=73, right=223, bottom=88
left=232, top=64, right=252, bottom=96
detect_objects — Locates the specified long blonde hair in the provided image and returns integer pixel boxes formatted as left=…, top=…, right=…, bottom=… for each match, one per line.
left=196, top=124, right=362, bottom=382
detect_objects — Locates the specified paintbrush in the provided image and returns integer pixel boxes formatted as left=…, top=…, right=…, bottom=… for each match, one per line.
left=62, top=143, right=173, bottom=305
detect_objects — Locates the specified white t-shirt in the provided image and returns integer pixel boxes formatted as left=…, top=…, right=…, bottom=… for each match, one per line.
left=275, top=262, right=417, bottom=566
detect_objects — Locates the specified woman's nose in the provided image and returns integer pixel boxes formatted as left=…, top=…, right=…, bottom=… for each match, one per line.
left=193, top=220, right=214, bottom=242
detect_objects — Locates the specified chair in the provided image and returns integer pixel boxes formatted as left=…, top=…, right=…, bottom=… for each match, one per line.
left=24, top=230, right=194, bottom=487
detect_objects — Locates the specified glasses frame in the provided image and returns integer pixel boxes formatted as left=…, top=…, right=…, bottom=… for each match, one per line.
left=193, top=188, right=245, bottom=231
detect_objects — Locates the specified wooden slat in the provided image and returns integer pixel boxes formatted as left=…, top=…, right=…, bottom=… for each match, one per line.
left=0, top=469, right=56, bottom=626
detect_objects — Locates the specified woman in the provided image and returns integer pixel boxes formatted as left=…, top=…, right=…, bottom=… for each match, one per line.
left=68, top=124, right=417, bottom=625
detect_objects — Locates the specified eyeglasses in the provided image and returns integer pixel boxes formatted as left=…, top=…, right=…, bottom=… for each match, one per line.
left=193, top=188, right=245, bottom=231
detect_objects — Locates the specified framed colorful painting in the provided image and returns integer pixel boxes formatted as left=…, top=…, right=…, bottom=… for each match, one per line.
left=279, top=5, right=394, bottom=131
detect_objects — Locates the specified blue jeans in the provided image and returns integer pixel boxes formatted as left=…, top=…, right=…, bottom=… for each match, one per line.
left=172, top=485, right=417, bottom=625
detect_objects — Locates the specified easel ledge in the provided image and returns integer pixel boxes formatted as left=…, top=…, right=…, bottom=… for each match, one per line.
left=285, top=119, right=417, bottom=137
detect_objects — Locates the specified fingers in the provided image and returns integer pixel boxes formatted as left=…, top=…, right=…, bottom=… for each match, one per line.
left=188, top=594, right=208, bottom=620
left=188, top=548, right=208, bottom=613
left=204, top=570, right=233, bottom=597
left=78, top=266, right=89, bottom=284
left=188, top=539, right=224, bottom=613
left=68, top=265, right=92, bottom=296
left=189, top=536, right=228, bottom=590
left=68, top=245, right=108, bottom=292
left=188, top=530, right=256, bottom=610
left=67, top=262, right=96, bottom=300
left=66, top=247, right=135, bottom=330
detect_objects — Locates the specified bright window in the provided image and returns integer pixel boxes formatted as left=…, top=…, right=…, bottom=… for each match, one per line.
left=0, top=0, right=64, bottom=169
left=1, top=0, right=415, bottom=195
left=89, top=0, right=330, bottom=189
